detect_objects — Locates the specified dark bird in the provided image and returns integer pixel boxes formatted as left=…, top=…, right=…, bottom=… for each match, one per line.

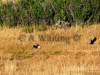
left=32, top=44, right=40, bottom=49
left=89, top=37, right=97, bottom=45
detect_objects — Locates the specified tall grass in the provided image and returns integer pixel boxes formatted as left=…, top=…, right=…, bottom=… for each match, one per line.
left=0, top=24, right=100, bottom=75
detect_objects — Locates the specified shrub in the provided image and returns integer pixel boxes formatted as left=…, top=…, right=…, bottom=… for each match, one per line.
left=35, top=25, right=47, bottom=31
left=22, top=26, right=34, bottom=33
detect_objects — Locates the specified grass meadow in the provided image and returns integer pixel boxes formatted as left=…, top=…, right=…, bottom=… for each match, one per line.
left=0, top=24, right=100, bottom=75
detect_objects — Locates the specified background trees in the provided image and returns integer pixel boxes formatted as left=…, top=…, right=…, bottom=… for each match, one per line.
left=0, top=0, right=100, bottom=27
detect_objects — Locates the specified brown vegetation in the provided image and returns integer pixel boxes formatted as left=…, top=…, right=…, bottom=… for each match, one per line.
left=0, top=24, right=100, bottom=75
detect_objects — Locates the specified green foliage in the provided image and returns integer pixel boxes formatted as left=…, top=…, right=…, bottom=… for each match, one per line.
left=0, top=0, right=100, bottom=27
left=22, top=26, right=34, bottom=33
left=35, top=25, right=47, bottom=31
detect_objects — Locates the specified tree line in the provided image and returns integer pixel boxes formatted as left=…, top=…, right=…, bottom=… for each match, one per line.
left=0, top=0, right=100, bottom=27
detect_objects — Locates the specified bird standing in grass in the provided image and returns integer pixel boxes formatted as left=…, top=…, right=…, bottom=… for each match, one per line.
left=32, top=44, right=40, bottom=49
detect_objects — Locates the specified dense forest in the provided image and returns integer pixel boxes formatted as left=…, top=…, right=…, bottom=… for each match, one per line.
left=0, top=0, right=100, bottom=27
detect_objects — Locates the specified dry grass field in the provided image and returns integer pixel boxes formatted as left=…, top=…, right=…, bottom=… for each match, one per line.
left=0, top=24, right=100, bottom=75
left=1, top=0, right=17, bottom=3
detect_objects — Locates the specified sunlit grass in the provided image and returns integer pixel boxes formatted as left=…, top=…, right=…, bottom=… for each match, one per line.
left=0, top=24, right=100, bottom=75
